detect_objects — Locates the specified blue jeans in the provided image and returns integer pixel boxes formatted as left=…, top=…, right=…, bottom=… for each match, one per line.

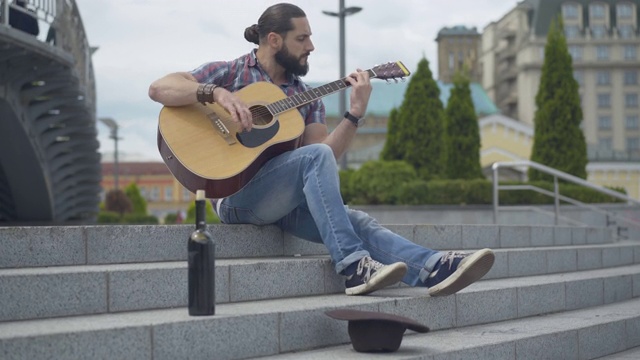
left=217, top=144, right=443, bottom=286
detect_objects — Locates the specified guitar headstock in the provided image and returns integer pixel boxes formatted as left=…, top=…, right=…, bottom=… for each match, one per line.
left=370, top=61, right=411, bottom=81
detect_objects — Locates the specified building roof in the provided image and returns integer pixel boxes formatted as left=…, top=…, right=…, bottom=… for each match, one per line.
left=436, top=25, right=480, bottom=40
left=309, top=80, right=500, bottom=117
left=102, top=162, right=170, bottom=176
left=438, top=82, right=501, bottom=116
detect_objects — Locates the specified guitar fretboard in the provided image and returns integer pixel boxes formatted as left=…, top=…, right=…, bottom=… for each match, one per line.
left=265, top=69, right=376, bottom=115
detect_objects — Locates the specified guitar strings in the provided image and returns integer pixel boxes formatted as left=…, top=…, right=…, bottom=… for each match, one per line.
left=238, top=67, right=399, bottom=120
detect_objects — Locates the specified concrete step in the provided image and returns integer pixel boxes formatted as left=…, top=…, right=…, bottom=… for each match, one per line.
left=1, top=242, right=638, bottom=322
left=0, top=224, right=614, bottom=268
left=258, top=297, right=640, bottom=360
left=596, top=346, right=640, bottom=359
left=1, top=265, right=639, bottom=359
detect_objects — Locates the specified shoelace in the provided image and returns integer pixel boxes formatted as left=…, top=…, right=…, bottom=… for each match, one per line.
left=357, top=256, right=384, bottom=282
left=439, top=251, right=469, bottom=270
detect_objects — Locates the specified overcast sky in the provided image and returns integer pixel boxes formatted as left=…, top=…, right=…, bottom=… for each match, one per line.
left=74, top=0, right=519, bottom=162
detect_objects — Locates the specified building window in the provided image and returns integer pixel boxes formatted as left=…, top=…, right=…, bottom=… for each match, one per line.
left=597, top=45, right=610, bottom=60
left=149, top=187, right=159, bottom=201
left=598, top=93, right=611, bottom=108
left=598, top=115, right=612, bottom=130
left=563, top=3, right=579, bottom=18
left=590, top=3, right=606, bottom=18
left=574, top=70, right=584, bottom=85
left=596, top=70, right=611, bottom=85
left=568, top=45, right=583, bottom=60
left=618, top=25, right=635, bottom=39
left=624, top=45, right=637, bottom=60
left=617, top=2, right=634, bottom=18
left=182, top=188, right=191, bottom=201
left=624, top=70, right=638, bottom=85
left=626, top=115, right=639, bottom=129
left=626, top=93, right=639, bottom=108
left=599, top=137, right=613, bottom=149
left=591, top=25, right=607, bottom=39
left=627, top=137, right=640, bottom=152
left=164, top=187, right=173, bottom=201
left=565, top=25, right=581, bottom=38
left=448, top=51, right=454, bottom=70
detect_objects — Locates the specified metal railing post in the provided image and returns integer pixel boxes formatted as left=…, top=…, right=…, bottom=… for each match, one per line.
left=553, top=176, right=560, bottom=225
left=493, top=164, right=499, bottom=224
left=2, top=0, right=9, bottom=26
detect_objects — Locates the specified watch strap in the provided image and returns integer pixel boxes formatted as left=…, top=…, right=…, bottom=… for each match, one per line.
left=344, top=111, right=361, bottom=127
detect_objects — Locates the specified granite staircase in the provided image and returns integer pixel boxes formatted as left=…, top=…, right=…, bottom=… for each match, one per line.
left=0, top=223, right=639, bottom=359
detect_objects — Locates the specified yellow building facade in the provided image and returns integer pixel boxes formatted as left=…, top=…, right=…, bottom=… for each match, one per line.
left=479, top=114, right=640, bottom=199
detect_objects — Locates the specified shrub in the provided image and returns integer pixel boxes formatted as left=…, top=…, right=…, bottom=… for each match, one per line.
left=97, top=211, right=122, bottom=224
left=122, top=213, right=159, bottom=224
left=349, top=160, right=417, bottom=204
left=184, top=200, right=221, bottom=224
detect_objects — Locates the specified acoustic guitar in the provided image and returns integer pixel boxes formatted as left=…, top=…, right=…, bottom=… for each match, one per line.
left=157, top=61, right=410, bottom=198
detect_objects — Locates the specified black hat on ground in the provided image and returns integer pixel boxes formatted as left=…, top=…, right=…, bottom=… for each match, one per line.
left=325, top=309, right=430, bottom=353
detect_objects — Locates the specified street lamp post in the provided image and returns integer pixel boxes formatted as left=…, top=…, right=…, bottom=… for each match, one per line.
left=323, top=0, right=362, bottom=170
left=99, top=117, right=121, bottom=192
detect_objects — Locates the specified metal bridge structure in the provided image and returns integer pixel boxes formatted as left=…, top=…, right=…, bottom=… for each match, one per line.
left=0, top=0, right=100, bottom=223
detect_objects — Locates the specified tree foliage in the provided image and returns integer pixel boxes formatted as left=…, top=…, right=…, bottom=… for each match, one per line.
left=529, top=17, right=587, bottom=181
left=444, top=71, right=483, bottom=179
left=383, top=57, right=446, bottom=179
left=104, top=189, right=132, bottom=216
left=380, top=108, right=402, bottom=161
left=124, top=182, right=147, bottom=214
left=184, top=199, right=221, bottom=224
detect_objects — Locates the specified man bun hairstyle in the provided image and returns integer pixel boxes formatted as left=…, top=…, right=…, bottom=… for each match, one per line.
left=244, top=3, right=306, bottom=44
left=244, top=24, right=260, bottom=44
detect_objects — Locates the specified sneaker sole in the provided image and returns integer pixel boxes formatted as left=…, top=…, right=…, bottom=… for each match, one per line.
left=345, top=262, right=408, bottom=296
left=427, top=248, right=495, bottom=297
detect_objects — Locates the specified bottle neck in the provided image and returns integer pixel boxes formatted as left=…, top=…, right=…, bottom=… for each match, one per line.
left=195, top=199, right=206, bottom=230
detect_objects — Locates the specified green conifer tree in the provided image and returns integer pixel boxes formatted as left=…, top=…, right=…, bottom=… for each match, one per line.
left=380, top=107, right=401, bottom=161
left=124, top=182, right=148, bottom=215
left=529, top=17, right=587, bottom=181
left=396, top=57, right=446, bottom=178
left=444, top=71, right=483, bottom=179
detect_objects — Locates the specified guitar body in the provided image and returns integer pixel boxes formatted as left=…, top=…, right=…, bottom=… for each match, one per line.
left=156, top=61, right=410, bottom=198
left=158, top=81, right=305, bottom=198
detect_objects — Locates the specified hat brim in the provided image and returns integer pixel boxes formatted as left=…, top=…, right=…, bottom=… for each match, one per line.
left=325, top=309, right=430, bottom=333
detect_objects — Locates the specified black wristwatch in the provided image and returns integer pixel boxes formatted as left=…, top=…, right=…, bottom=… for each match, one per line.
left=344, top=111, right=365, bottom=127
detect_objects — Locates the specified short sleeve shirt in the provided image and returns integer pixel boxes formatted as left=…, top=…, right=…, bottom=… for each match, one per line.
left=189, top=49, right=325, bottom=126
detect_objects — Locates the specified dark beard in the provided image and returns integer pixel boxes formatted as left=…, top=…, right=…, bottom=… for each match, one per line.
left=275, top=45, right=309, bottom=77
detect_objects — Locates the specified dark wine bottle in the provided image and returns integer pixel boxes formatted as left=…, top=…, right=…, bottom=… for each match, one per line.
left=188, top=189, right=215, bottom=316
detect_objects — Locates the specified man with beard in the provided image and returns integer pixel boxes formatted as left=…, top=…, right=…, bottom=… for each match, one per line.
left=149, top=3, right=495, bottom=296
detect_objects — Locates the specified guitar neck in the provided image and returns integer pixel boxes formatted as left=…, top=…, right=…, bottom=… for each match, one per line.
left=266, top=69, right=377, bottom=116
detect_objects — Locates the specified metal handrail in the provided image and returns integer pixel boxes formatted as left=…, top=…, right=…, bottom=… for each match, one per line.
left=1, top=0, right=96, bottom=115
left=1, top=0, right=56, bottom=26
left=492, top=160, right=640, bottom=229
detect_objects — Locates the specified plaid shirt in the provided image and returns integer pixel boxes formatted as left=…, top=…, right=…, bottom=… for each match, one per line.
left=190, top=49, right=325, bottom=126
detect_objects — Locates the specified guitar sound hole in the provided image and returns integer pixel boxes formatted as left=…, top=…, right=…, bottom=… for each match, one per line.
left=250, top=105, right=273, bottom=126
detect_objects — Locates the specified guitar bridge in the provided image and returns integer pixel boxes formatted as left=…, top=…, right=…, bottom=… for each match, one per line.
left=207, top=110, right=236, bottom=145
